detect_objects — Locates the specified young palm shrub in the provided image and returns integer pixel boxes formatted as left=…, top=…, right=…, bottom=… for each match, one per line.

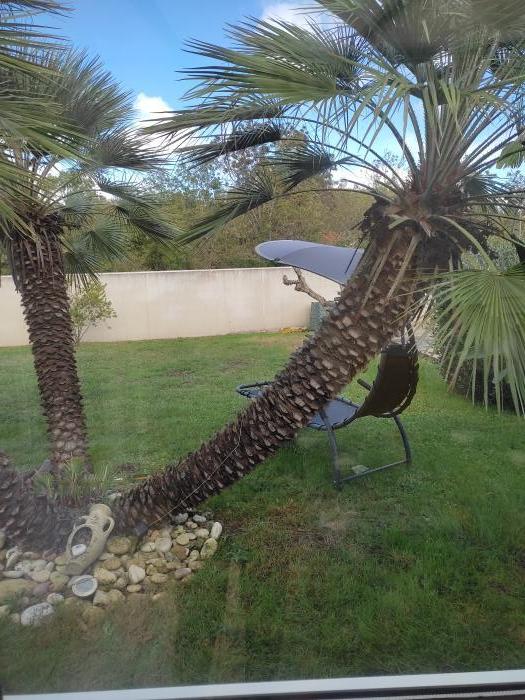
left=0, top=49, right=176, bottom=469
left=110, top=0, right=525, bottom=531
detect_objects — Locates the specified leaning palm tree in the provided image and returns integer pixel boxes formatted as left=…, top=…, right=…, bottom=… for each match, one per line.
left=0, top=49, right=176, bottom=469
left=3, top=0, right=525, bottom=547
left=111, top=0, right=525, bottom=530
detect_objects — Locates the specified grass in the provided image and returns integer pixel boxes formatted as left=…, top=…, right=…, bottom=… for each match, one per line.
left=0, top=332, right=524, bottom=693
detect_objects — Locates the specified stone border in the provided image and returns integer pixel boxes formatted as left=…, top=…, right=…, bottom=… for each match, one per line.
left=0, top=512, right=222, bottom=626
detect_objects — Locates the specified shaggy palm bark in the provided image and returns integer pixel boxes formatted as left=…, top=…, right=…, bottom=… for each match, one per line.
left=11, top=227, right=89, bottom=468
left=0, top=457, right=74, bottom=549
left=115, top=221, right=419, bottom=530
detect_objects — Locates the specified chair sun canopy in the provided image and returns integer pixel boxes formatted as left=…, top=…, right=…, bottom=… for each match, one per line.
left=255, top=240, right=364, bottom=285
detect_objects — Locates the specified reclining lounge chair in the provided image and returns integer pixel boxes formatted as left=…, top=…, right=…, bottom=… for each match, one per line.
left=238, top=238, right=419, bottom=488
left=236, top=335, right=418, bottom=489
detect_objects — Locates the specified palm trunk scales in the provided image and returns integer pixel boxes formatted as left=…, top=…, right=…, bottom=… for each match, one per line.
left=11, top=230, right=89, bottom=468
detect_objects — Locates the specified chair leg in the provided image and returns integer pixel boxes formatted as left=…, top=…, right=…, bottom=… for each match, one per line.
left=339, top=416, right=412, bottom=485
left=319, top=408, right=342, bottom=490
left=394, top=415, right=412, bottom=464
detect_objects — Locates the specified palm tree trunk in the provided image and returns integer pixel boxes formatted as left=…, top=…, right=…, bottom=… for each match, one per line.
left=0, top=459, right=74, bottom=550
left=115, top=221, right=419, bottom=530
left=11, top=230, right=89, bottom=469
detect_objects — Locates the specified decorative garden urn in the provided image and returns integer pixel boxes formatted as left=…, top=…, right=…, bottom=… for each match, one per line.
left=63, top=503, right=115, bottom=576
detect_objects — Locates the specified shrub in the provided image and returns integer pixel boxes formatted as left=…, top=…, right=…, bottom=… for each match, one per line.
left=69, top=281, right=117, bottom=345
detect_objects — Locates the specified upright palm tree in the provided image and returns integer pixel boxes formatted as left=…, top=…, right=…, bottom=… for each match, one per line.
left=0, top=49, right=176, bottom=469
left=112, top=0, right=525, bottom=530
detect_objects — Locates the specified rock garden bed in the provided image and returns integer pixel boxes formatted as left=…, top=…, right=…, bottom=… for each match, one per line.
left=0, top=511, right=222, bottom=627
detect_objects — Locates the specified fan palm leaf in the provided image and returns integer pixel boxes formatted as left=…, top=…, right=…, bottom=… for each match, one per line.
left=0, top=1, right=76, bottom=228
left=433, top=264, right=525, bottom=414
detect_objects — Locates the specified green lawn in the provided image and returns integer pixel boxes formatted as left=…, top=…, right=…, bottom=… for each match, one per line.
left=1, top=332, right=524, bottom=693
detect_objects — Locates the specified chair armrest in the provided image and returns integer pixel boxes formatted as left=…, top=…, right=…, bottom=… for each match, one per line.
left=357, top=378, right=372, bottom=391
left=236, top=381, right=272, bottom=399
left=237, top=381, right=271, bottom=391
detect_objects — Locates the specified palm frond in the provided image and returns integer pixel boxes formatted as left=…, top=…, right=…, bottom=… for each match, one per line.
left=0, top=2, right=78, bottom=228
left=143, top=97, right=287, bottom=139
left=181, top=123, right=283, bottom=166
left=62, top=201, right=179, bottom=281
left=433, top=264, right=525, bottom=415
left=496, top=140, right=525, bottom=168
left=269, top=142, right=337, bottom=190
left=76, top=219, right=129, bottom=261
left=53, top=50, right=133, bottom=137
left=85, top=126, right=166, bottom=171
left=316, top=0, right=455, bottom=68
left=181, top=170, right=276, bottom=242
left=61, top=236, right=100, bottom=287
left=60, top=191, right=95, bottom=227
left=105, top=198, right=181, bottom=244
left=183, top=19, right=366, bottom=105
left=91, top=177, right=151, bottom=207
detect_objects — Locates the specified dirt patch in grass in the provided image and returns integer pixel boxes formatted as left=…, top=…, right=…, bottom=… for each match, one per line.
left=317, top=506, right=360, bottom=533
left=109, top=597, right=159, bottom=644
left=449, top=430, right=475, bottom=445
left=166, top=368, right=195, bottom=383
left=508, top=449, right=525, bottom=466
left=219, top=359, right=249, bottom=372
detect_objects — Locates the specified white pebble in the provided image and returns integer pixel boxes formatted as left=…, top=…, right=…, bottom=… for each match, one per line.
left=210, top=522, right=223, bottom=539
left=20, top=602, right=54, bottom=626
left=155, top=537, right=172, bottom=554
left=46, top=593, right=64, bottom=605
left=128, top=565, right=146, bottom=584
left=200, top=538, right=218, bottom=559
left=71, top=544, right=87, bottom=557
left=173, top=512, right=188, bottom=525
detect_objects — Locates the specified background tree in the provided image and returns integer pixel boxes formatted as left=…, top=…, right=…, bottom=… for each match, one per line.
left=0, top=49, right=176, bottom=470
left=124, top=141, right=369, bottom=271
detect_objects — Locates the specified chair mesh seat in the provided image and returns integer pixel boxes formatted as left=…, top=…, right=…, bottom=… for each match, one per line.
left=307, top=399, right=358, bottom=430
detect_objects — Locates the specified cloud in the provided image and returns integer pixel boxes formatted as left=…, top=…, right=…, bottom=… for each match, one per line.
left=260, top=2, right=314, bottom=29
left=133, top=91, right=205, bottom=156
left=133, top=91, right=181, bottom=157
left=134, top=92, right=173, bottom=128
left=333, top=164, right=375, bottom=190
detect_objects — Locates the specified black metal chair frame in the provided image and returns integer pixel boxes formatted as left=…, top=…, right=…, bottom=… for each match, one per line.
left=236, top=378, right=412, bottom=489
left=236, top=328, right=418, bottom=489
left=318, top=379, right=412, bottom=488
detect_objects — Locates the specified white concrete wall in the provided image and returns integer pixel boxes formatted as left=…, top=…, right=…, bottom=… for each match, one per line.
left=0, top=267, right=340, bottom=347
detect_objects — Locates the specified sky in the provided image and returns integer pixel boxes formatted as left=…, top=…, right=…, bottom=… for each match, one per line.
left=44, top=1, right=310, bottom=124
left=42, top=1, right=412, bottom=185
